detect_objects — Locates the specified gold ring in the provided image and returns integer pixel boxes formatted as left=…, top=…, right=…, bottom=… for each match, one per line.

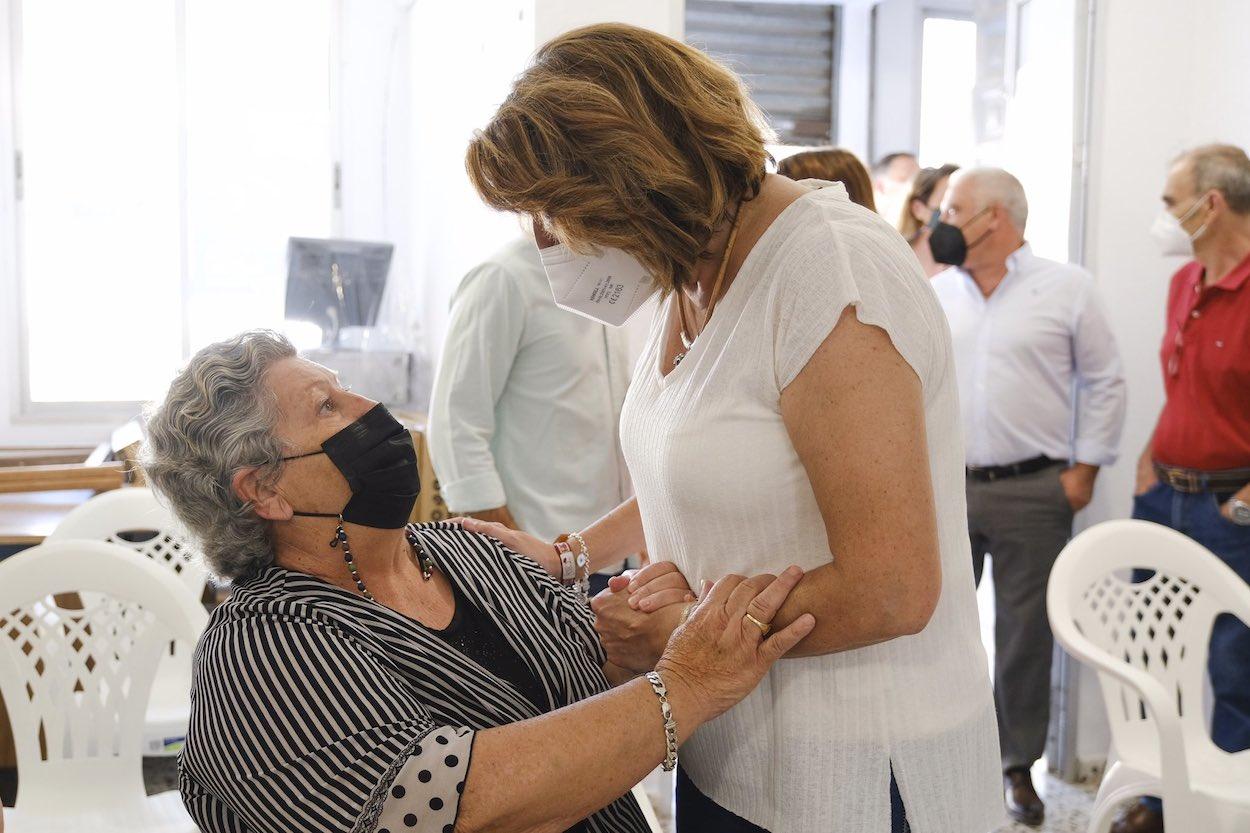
left=743, top=613, right=771, bottom=636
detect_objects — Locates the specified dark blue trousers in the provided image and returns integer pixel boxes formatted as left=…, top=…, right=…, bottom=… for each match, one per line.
left=1132, top=482, right=1250, bottom=814
left=675, top=765, right=908, bottom=832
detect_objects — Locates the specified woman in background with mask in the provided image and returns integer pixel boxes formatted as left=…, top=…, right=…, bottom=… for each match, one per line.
left=142, top=330, right=813, bottom=833
left=898, top=164, right=960, bottom=277
left=463, top=23, right=1000, bottom=833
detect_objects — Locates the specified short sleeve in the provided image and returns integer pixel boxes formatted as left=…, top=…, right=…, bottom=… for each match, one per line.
left=768, top=199, right=939, bottom=393
left=180, top=613, right=477, bottom=833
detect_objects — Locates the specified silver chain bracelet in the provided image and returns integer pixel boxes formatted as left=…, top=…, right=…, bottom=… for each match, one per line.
left=645, top=671, right=679, bottom=772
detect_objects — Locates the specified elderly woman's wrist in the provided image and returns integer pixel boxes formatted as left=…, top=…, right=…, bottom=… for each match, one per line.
left=650, top=660, right=712, bottom=736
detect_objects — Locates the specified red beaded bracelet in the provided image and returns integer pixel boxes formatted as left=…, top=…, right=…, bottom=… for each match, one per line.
left=553, top=539, right=576, bottom=584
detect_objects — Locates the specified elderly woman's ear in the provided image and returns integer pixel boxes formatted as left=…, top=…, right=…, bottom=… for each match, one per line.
left=231, top=467, right=293, bottom=522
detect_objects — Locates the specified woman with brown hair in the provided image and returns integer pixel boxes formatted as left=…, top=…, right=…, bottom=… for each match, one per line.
left=898, top=164, right=960, bottom=278
left=777, top=147, right=877, bottom=212
left=464, top=22, right=1000, bottom=833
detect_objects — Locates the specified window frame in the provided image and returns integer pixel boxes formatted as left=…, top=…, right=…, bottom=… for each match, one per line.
left=1, top=0, right=345, bottom=430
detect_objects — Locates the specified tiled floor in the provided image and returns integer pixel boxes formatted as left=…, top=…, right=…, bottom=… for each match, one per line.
left=993, top=761, right=1099, bottom=833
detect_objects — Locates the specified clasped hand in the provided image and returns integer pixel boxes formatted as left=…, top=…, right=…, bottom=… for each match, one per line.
left=456, top=517, right=709, bottom=673
left=592, top=561, right=699, bottom=673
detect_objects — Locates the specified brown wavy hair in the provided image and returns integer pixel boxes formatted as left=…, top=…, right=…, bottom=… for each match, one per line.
left=778, top=148, right=876, bottom=212
left=898, top=164, right=960, bottom=238
left=465, top=23, right=774, bottom=293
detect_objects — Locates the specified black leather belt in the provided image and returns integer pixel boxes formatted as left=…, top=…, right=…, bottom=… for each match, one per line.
left=1153, top=462, right=1250, bottom=494
left=966, top=455, right=1065, bottom=483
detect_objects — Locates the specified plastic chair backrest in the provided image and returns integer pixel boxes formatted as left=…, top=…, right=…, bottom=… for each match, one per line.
left=47, top=487, right=209, bottom=599
left=1048, top=519, right=1250, bottom=773
left=0, top=540, right=209, bottom=814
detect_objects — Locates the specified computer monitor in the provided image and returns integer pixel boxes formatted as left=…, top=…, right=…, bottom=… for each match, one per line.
left=285, top=238, right=394, bottom=347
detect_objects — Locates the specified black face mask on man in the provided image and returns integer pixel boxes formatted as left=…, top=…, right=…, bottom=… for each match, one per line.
left=281, top=403, right=421, bottom=529
left=929, top=206, right=994, bottom=266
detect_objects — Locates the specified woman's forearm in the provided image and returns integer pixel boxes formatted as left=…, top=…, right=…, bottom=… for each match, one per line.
left=457, top=674, right=703, bottom=833
left=622, top=561, right=935, bottom=667
left=459, top=567, right=816, bottom=831
left=768, top=561, right=939, bottom=658
left=580, top=497, right=645, bottom=573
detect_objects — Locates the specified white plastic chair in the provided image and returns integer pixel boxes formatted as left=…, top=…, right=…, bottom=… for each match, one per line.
left=47, top=488, right=208, bottom=600
left=0, top=540, right=208, bottom=832
left=1047, top=519, right=1250, bottom=833
left=46, top=487, right=208, bottom=756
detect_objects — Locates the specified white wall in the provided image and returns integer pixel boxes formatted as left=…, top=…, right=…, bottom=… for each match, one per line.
left=533, top=0, right=684, bottom=44
left=1074, top=0, right=1250, bottom=766
left=871, top=0, right=974, bottom=163
left=997, top=0, right=1076, bottom=263
left=836, top=2, right=875, bottom=159
left=405, top=0, right=685, bottom=402
left=399, top=0, right=537, bottom=412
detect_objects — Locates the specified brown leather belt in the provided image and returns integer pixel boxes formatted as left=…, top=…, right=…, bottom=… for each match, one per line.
left=1153, top=462, right=1250, bottom=494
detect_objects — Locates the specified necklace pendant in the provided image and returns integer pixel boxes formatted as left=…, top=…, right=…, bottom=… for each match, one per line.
left=673, top=351, right=686, bottom=367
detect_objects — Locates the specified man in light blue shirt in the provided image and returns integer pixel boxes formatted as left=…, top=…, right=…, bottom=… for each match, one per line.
left=428, top=238, right=632, bottom=588
left=931, top=167, right=1127, bottom=826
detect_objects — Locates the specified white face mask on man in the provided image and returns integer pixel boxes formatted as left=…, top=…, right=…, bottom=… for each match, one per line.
left=534, top=225, right=659, bottom=327
left=1149, top=193, right=1212, bottom=257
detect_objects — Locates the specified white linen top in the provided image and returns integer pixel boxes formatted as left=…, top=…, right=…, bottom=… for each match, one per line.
left=931, top=244, right=1126, bottom=468
left=429, top=238, right=632, bottom=549
left=619, top=183, right=1002, bottom=833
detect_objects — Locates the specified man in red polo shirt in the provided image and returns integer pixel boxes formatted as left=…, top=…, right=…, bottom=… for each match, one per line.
left=1115, top=143, right=1250, bottom=833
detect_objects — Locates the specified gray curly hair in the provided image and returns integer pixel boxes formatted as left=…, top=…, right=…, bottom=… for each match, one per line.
left=142, top=330, right=297, bottom=582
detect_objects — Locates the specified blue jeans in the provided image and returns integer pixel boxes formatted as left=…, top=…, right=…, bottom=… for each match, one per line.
left=1131, top=482, right=1250, bottom=813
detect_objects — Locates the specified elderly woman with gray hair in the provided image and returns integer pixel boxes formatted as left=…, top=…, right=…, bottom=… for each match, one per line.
left=142, top=329, right=813, bottom=833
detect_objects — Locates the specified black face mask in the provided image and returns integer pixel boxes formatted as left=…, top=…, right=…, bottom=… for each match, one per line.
left=282, top=403, right=420, bottom=529
left=929, top=207, right=993, bottom=266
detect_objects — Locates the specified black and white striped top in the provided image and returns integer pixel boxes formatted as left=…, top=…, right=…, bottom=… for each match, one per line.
left=179, top=522, right=650, bottom=833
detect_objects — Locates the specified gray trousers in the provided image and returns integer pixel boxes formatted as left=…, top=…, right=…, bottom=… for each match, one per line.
left=967, top=464, right=1074, bottom=771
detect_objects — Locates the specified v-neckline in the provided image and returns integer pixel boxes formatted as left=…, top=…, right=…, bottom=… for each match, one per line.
left=277, top=533, right=556, bottom=718
left=654, top=188, right=817, bottom=388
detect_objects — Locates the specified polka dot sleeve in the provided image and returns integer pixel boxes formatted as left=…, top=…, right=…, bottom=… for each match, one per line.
left=373, top=725, right=475, bottom=833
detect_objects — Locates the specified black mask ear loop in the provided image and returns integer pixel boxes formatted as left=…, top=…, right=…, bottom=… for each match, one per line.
left=280, top=450, right=374, bottom=599
left=962, top=206, right=996, bottom=253
left=280, top=448, right=340, bottom=524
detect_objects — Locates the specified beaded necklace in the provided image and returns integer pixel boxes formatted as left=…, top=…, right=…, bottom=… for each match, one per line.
left=328, top=516, right=434, bottom=601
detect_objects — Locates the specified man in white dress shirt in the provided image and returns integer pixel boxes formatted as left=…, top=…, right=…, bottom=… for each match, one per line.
left=428, top=237, right=632, bottom=588
left=931, top=168, right=1127, bottom=826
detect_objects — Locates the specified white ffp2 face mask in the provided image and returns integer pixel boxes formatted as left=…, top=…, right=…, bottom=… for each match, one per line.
left=1149, top=194, right=1211, bottom=258
left=538, top=242, right=659, bottom=327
